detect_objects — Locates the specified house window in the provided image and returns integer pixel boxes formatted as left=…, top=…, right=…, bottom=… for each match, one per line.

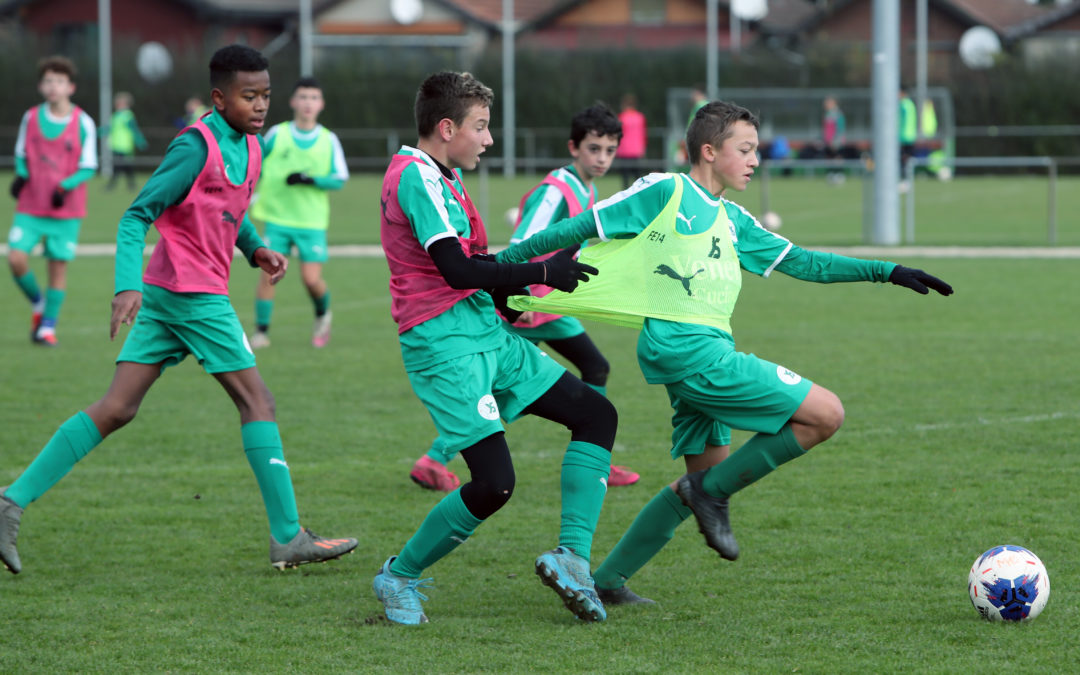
left=630, top=0, right=666, bottom=25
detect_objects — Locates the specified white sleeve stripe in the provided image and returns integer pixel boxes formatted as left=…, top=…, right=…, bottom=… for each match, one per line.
left=423, top=230, right=458, bottom=250
left=14, top=111, right=29, bottom=159
left=519, top=185, right=561, bottom=240
left=329, top=132, right=349, bottom=181
left=593, top=207, right=608, bottom=241
left=762, top=243, right=792, bottom=278
left=78, top=111, right=98, bottom=170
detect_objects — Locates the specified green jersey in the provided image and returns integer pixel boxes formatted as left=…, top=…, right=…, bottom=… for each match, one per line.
left=14, top=103, right=97, bottom=187
left=115, top=109, right=265, bottom=295
left=510, top=165, right=594, bottom=245
left=391, top=146, right=504, bottom=372
left=500, top=172, right=897, bottom=383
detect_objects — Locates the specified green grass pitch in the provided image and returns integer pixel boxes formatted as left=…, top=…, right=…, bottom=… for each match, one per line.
left=1, top=173, right=1079, bottom=671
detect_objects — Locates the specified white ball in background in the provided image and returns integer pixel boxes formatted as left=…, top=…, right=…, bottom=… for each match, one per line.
left=937, top=166, right=954, bottom=182
left=760, top=211, right=782, bottom=232
left=136, top=41, right=173, bottom=85
left=504, top=206, right=520, bottom=228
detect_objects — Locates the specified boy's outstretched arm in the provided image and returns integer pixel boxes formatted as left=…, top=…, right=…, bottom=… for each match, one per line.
left=428, top=239, right=595, bottom=293
left=771, top=245, right=953, bottom=296
left=495, top=212, right=597, bottom=264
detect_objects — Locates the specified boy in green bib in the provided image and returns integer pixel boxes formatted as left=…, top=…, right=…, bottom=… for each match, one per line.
left=498, top=100, right=953, bottom=606
left=250, top=77, right=348, bottom=349
left=104, top=91, right=148, bottom=191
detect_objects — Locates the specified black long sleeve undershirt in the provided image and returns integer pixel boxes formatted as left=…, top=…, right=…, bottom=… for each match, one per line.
left=427, top=237, right=548, bottom=290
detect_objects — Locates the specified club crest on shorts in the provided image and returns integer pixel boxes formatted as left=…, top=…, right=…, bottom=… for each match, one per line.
left=477, top=394, right=500, bottom=421
left=776, top=365, right=802, bottom=385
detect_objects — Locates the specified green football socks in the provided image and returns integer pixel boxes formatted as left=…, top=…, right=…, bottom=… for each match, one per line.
left=424, top=437, right=454, bottom=466
left=390, top=488, right=482, bottom=578
left=593, top=486, right=690, bottom=590
left=6, top=411, right=102, bottom=508
left=701, top=424, right=806, bottom=499
left=242, top=421, right=300, bottom=544
left=313, top=290, right=330, bottom=317
left=43, top=288, right=65, bottom=322
left=558, top=441, right=611, bottom=563
left=13, top=271, right=41, bottom=304
left=254, top=299, right=274, bottom=330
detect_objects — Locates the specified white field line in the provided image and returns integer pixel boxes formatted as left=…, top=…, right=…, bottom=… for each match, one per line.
left=4, top=244, right=1080, bottom=259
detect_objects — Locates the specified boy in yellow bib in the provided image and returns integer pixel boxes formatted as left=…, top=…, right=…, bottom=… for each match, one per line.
left=250, top=77, right=348, bottom=348
left=498, top=100, right=953, bottom=605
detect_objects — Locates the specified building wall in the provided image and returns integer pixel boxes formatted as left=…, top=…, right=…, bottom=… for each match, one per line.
left=17, top=0, right=278, bottom=51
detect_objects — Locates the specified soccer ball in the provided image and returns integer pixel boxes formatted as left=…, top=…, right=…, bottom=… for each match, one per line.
left=968, top=545, right=1049, bottom=622
left=136, top=42, right=173, bottom=84
left=760, top=211, right=782, bottom=232
left=504, top=206, right=520, bottom=227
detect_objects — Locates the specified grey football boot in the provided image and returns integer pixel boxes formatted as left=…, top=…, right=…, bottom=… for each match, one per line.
left=677, top=470, right=739, bottom=561
left=0, top=487, right=24, bottom=574
left=597, top=584, right=656, bottom=606
left=270, top=527, right=358, bottom=570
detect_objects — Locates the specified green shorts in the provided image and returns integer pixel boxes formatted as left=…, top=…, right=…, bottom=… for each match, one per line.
left=505, top=316, right=585, bottom=344
left=117, top=306, right=257, bottom=374
left=407, top=330, right=566, bottom=455
left=263, top=222, right=328, bottom=263
left=665, top=350, right=812, bottom=459
left=8, top=213, right=81, bottom=261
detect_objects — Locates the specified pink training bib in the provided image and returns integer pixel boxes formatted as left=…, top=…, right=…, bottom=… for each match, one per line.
left=17, top=106, right=88, bottom=219
left=508, top=174, right=594, bottom=327
left=143, top=120, right=261, bottom=294
left=380, top=154, right=488, bottom=334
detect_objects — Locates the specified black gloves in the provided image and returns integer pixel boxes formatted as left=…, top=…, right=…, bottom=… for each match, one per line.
left=888, top=265, right=953, bottom=296
left=489, top=285, right=528, bottom=323
left=9, top=175, right=26, bottom=199
left=51, top=187, right=66, bottom=208
left=542, top=248, right=598, bottom=293
left=286, top=172, right=316, bottom=186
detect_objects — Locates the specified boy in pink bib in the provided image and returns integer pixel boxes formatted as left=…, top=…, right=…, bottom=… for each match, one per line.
left=0, top=45, right=357, bottom=577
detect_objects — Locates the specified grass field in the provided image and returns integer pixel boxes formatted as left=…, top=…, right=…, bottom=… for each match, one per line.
left=2, top=174, right=1079, bottom=672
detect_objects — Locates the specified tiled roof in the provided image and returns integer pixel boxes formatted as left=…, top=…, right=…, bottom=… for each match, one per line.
left=433, top=0, right=586, bottom=30
left=939, top=0, right=1080, bottom=40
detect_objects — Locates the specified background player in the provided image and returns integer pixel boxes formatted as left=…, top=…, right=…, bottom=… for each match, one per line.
left=7, top=55, right=97, bottom=346
left=249, top=77, right=348, bottom=349
left=104, top=91, right=148, bottom=192
left=499, top=100, right=953, bottom=605
left=0, top=45, right=356, bottom=576
left=408, top=103, right=640, bottom=491
left=373, top=71, right=617, bottom=625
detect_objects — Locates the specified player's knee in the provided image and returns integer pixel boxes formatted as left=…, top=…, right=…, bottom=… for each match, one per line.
left=95, top=399, right=139, bottom=433
left=580, top=357, right=610, bottom=388
left=818, top=393, right=845, bottom=440
left=571, top=391, right=617, bottom=449
left=461, top=474, right=515, bottom=520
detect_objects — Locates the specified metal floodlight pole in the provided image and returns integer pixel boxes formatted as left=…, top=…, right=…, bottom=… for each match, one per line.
left=729, top=5, right=741, bottom=55
left=502, top=0, right=515, bottom=178
left=871, top=0, right=900, bottom=245
left=706, top=0, right=718, bottom=99
left=98, top=0, right=113, bottom=178
left=916, top=0, right=927, bottom=140
left=300, top=0, right=313, bottom=77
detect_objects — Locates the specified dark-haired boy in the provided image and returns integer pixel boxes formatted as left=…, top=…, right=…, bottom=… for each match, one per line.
left=7, top=55, right=98, bottom=346
left=499, top=100, right=953, bottom=605
left=374, top=71, right=617, bottom=625
left=0, top=45, right=356, bottom=576
left=409, top=103, right=641, bottom=491
left=249, top=77, right=348, bottom=349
